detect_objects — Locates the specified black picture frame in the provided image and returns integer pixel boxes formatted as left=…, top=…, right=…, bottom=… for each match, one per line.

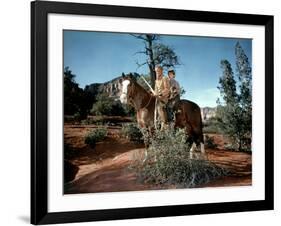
left=31, top=0, right=274, bottom=224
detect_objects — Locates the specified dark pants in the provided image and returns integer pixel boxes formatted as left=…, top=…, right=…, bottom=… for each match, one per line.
left=167, top=95, right=180, bottom=122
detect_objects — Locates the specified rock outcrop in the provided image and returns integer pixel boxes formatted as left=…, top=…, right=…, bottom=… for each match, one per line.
left=84, top=76, right=123, bottom=100
left=201, top=107, right=217, bottom=122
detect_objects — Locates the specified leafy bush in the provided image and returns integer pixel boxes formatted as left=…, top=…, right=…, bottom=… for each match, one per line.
left=73, top=112, right=81, bottom=121
left=90, top=96, right=112, bottom=116
left=81, top=118, right=95, bottom=125
left=134, top=128, right=226, bottom=187
left=81, top=116, right=133, bottom=125
left=121, top=123, right=144, bottom=143
left=203, top=117, right=221, bottom=134
left=64, top=67, right=93, bottom=117
left=84, top=128, right=107, bottom=148
left=91, top=95, right=126, bottom=116
left=81, top=117, right=108, bottom=126
left=204, top=135, right=218, bottom=149
left=224, top=143, right=237, bottom=151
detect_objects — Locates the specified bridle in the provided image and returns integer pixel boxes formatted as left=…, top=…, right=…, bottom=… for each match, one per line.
left=124, top=80, right=153, bottom=111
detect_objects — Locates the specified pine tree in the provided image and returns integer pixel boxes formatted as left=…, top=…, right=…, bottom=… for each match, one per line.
left=235, top=42, right=252, bottom=149
left=218, top=60, right=237, bottom=105
left=217, top=60, right=244, bottom=151
left=217, top=42, right=252, bottom=151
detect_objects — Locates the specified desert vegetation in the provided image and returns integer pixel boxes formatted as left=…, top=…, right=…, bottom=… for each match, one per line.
left=84, top=128, right=107, bottom=148
left=63, top=38, right=252, bottom=193
left=133, top=129, right=227, bottom=188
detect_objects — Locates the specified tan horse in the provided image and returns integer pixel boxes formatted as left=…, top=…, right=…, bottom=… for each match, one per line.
left=120, top=74, right=205, bottom=155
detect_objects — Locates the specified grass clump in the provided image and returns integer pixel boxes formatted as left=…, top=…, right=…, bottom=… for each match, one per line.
left=121, top=123, right=144, bottom=144
left=84, top=127, right=107, bottom=148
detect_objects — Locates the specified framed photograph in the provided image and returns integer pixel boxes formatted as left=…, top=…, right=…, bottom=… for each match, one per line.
left=31, top=0, right=274, bottom=224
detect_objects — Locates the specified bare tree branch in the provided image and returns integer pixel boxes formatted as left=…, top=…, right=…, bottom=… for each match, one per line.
left=130, top=34, right=148, bottom=41
left=133, top=51, right=147, bottom=56
left=135, top=60, right=147, bottom=69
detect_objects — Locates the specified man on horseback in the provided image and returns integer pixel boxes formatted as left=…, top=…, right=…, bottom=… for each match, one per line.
left=154, top=65, right=170, bottom=130
left=167, top=69, right=181, bottom=122
left=120, top=72, right=205, bottom=155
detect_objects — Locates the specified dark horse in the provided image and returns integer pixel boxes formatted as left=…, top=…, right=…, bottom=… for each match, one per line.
left=120, top=74, right=205, bottom=154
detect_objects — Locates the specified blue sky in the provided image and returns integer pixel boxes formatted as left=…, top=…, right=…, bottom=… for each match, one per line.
left=64, top=30, right=252, bottom=107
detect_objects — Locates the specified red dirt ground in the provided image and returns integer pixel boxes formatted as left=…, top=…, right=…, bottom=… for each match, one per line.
left=64, top=125, right=252, bottom=194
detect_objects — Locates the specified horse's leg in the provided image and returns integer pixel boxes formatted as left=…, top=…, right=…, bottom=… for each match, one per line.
left=194, top=135, right=206, bottom=160
left=198, top=133, right=206, bottom=159
left=199, top=132, right=205, bottom=154
left=194, top=136, right=205, bottom=152
left=189, top=141, right=197, bottom=159
left=200, top=142, right=205, bottom=153
left=189, top=126, right=206, bottom=158
left=189, top=135, right=205, bottom=159
left=184, top=124, right=196, bottom=159
left=191, top=141, right=205, bottom=159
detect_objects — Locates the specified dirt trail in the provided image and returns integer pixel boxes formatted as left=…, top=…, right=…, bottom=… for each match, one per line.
left=64, top=126, right=252, bottom=194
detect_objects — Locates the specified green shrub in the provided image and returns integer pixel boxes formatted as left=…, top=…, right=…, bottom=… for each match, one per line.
left=73, top=112, right=81, bottom=121
left=224, top=143, right=236, bottom=151
left=90, top=97, right=112, bottom=116
left=81, top=118, right=103, bottom=125
left=81, top=119, right=92, bottom=125
left=203, top=124, right=220, bottom=134
left=121, top=123, right=144, bottom=143
left=204, top=135, right=218, bottom=149
left=134, top=128, right=226, bottom=187
left=81, top=116, right=133, bottom=126
left=203, top=117, right=221, bottom=134
left=91, top=95, right=126, bottom=116
left=84, top=128, right=107, bottom=148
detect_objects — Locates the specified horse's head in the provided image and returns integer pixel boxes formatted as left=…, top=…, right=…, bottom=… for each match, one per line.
left=120, top=73, right=135, bottom=104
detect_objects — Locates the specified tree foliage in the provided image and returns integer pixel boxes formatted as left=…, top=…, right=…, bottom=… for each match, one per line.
left=132, top=34, right=180, bottom=88
left=152, top=43, right=180, bottom=69
left=235, top=42, right=252, bottom=136
left=64, top=67, right=92, bottom=118
left=90, top=94, right=127, bottom=116
left=84, top=128, right=107, bottom=148
left=217, top=42, right=252, bottom=151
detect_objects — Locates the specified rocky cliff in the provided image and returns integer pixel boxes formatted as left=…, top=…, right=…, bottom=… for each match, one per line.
left=84, top=73, right=141, bottom=100
left=84, top=76, right=123, bottom=100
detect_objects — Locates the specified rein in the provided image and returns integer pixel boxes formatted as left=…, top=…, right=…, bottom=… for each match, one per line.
left=128, top=82, right=153, bottom=111
left=140, top=94, right=153, bottom=110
